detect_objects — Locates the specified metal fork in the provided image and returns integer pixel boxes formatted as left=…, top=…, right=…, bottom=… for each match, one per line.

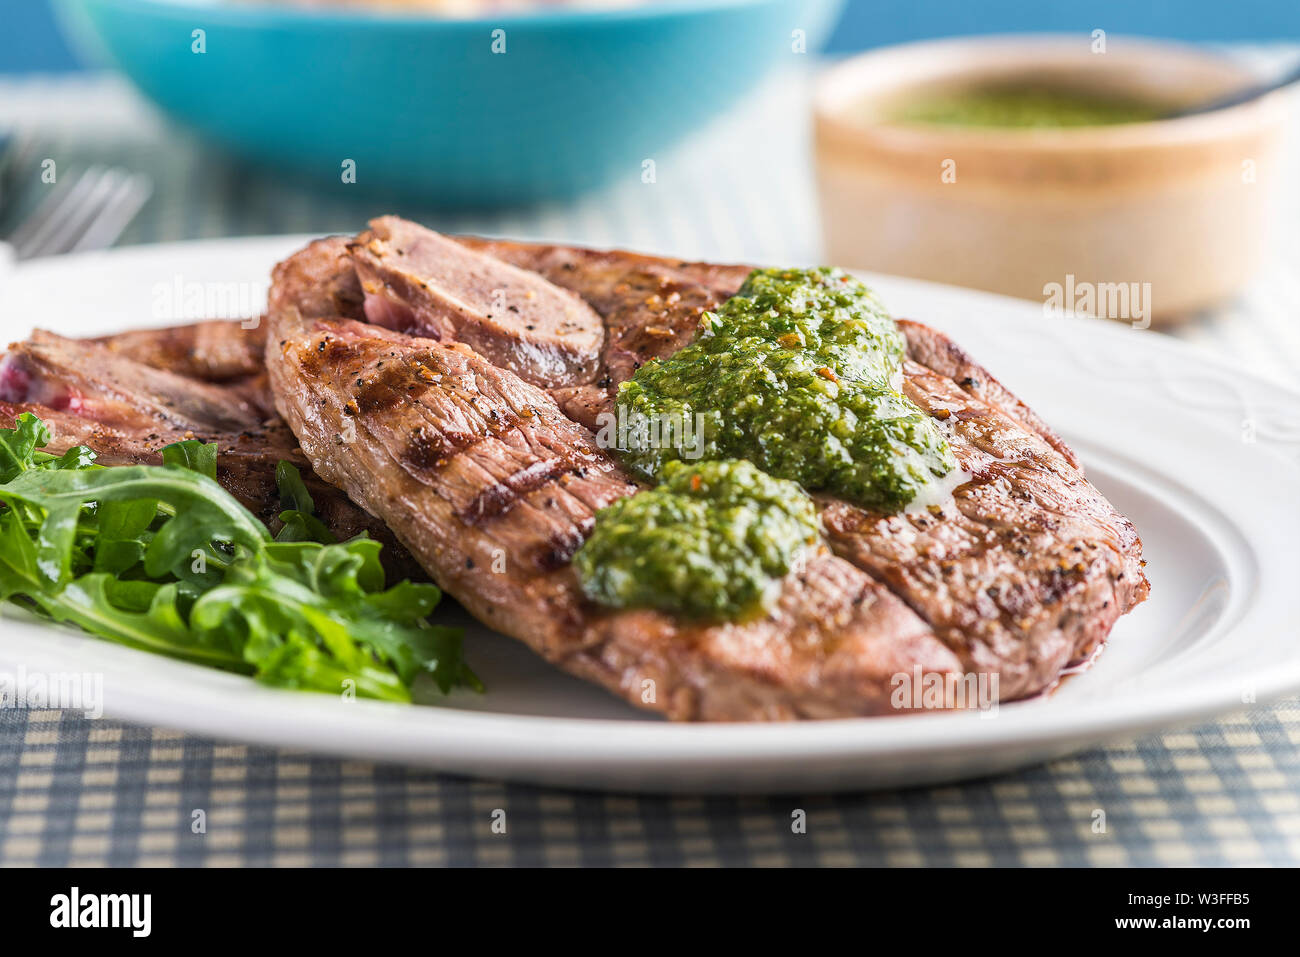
left=3, top=164, right=153, bottom=261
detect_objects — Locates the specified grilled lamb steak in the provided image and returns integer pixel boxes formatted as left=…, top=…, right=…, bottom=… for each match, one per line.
left=266, top=307, right=961, bottom=719
left=0, top=327, right=423, bottom=579
left=264, top=220, right=1148, bottom=719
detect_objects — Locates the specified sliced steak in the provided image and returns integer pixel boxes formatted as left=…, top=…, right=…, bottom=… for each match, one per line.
left=349, top=216, right=605, bottom=389
left=89, top=318, right=268, bottom=383
left=269, top=235, right=365, bottom=322
left=265, top=299, right=964, bottom=720
left=456, top=235, right=751, bottom=429
left=4, top=329, right=266, bottom=435
left=265, top=226, right=1148, bottom=719
left=270, top=223, right=748, bottom=427
left=448, top=240, right=1147, bottom=697
left=82, top=319, right=275, bottom=418
left=0, top=330, right=423, bottom=580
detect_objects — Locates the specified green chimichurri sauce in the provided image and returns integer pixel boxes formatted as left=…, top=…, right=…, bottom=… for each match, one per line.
left=613, top=267, right=956, bottom=513
left=573, top=459, right=821, bottom=621
left=574, top=267, right=958, bottom=622
left=886, top=86, right=1165, bottom=129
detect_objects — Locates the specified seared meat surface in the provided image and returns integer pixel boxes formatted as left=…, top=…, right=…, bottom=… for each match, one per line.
left=89, top=318, right=268, bottom=383
left=823, top=332, right=1147, bottom=701
left=2, top=216, right=1146, bottom=720
left=263, top=220, right=1148, bottom=719
left=0, top=325, right=422, bottom=580
left=265, top=306, right=961, bottom=719
left=457, top=235, right=752, bottom=428
left=351, top=216, right=605, bottom=389
left=85, top=319, right=275, bottom=418
left=5, top=329, right=266, bottom=434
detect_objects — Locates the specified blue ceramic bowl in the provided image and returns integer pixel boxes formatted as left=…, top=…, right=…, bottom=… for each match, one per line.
left=56, top=0, right=845, bottom=206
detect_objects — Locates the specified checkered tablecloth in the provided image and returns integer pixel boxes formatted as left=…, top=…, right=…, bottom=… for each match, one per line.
left=4, top=702, right=1299, bottom=867
left=2, top=50, right=1300, bottom=867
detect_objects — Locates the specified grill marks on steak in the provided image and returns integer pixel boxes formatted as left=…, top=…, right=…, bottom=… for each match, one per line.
left=349, top=216, right=605, bottom=390
left=264, top=223, right=1147, bottom=718
left=0, top=323, right=423, bottom=580
left=821, top=351, right=1148, bottom=700
left=267, top=222, right=750, bottom=428
left=266, top=296, right=963, bottom=720
left=284, top=317, right=635, bottom=620
left=896, top=319, right=1081, bottom=471
left=444, top=238, right=1149, bottom=700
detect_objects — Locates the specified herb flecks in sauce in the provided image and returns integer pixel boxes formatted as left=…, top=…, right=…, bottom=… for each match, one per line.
left=573, top=460, right=820, bottom=621
left=614, top=267, right=956, bottom=513
left=887, top=87, right=1165, bottom=129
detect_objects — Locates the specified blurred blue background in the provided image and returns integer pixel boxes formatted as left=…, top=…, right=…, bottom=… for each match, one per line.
left=6, top=0, right=1300, bottom=73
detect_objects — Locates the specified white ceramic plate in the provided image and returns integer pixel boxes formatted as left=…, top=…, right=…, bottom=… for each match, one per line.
left=2, top=237, right=1298, bottom=793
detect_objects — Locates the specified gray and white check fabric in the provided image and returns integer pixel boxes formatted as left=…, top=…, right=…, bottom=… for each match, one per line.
left=3, top=702, right=1298, bottom=867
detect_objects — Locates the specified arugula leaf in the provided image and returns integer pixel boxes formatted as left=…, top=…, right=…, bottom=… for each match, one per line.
left=39, top=574, right=242, bottom=669
left=0, top=413, right=50, bottom=482
left=0, top=506, right=44, bottom=601
left=92, top=497, right=160, bottom=576
left=0, top=414, right=474, bottom=703
left=161, top=439, right=218, bottom=479
left=0, top=414, right=98, bottom=482
left=0, top=465, right=268, bottom=584
left=276, top=459, right=314, bottom=513
left=273, top=461, right=335, bottom=544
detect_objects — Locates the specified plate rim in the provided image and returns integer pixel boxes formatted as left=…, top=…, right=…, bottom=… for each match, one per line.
left=3, top=235, right=1298, bottom=787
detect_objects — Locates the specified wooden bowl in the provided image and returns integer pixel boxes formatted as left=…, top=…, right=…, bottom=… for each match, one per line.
left=814, top=36, right=1290, bottom=324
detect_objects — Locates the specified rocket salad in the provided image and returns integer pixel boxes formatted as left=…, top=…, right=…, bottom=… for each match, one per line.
left=0, top=413, right=477, bottom=702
